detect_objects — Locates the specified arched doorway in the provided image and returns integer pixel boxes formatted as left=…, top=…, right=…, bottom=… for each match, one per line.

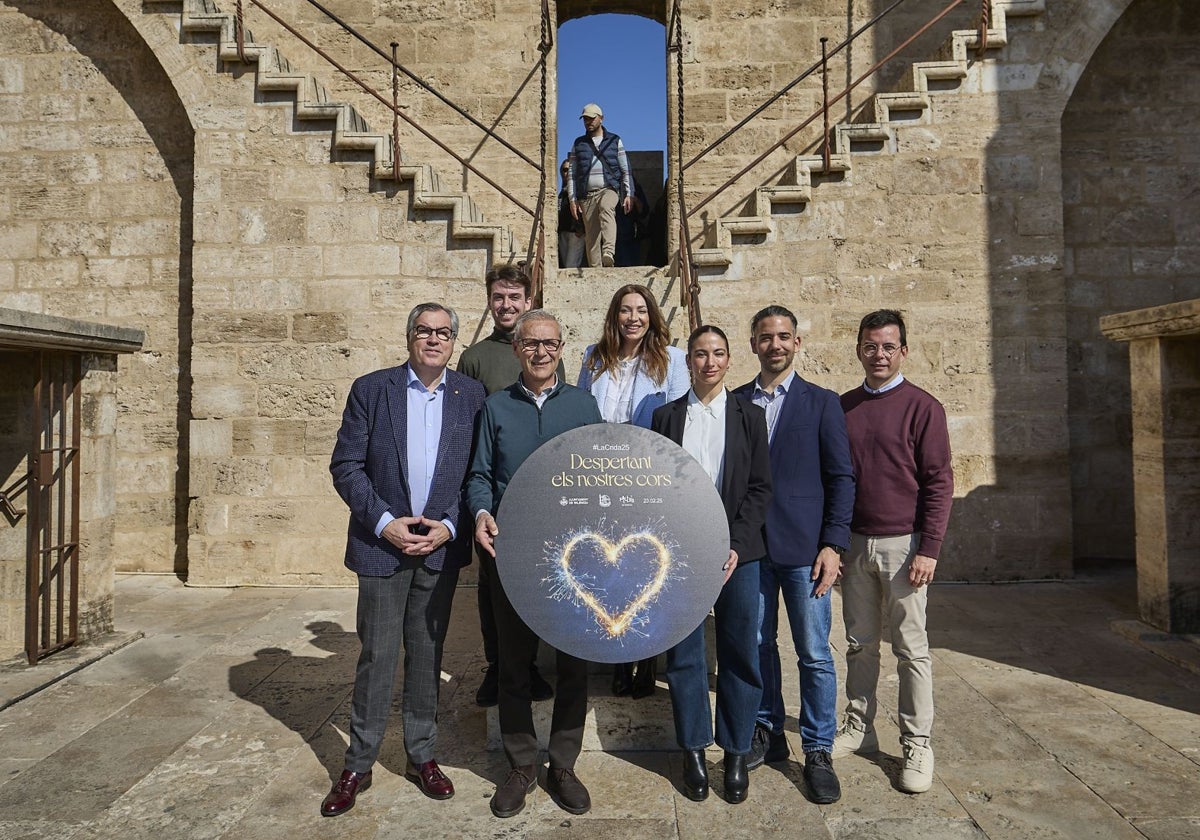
left=1062, top=0, right=1200, bottom=567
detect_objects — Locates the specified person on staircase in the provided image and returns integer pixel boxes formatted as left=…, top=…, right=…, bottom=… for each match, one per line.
left=567, top=102, right=633, bottom=268
left=576, top=283, right=690, bottom=699
left=558, top=158, right=585, bottom=269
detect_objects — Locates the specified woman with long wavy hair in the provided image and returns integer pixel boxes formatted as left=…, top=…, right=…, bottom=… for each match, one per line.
left=577, top=283, right=689, bottom=697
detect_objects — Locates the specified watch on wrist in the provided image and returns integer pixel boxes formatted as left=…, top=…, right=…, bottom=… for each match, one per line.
left=821, top=543, right=847, bottom=556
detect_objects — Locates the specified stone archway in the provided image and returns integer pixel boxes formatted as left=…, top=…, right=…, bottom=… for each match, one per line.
left=1061, top=0, right=1200, bottom=564
left=0, top=0, right=195, bottom=576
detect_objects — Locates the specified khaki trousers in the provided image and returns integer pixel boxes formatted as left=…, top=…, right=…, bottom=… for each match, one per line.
left=841, top=532, right=933, bottom=744
left=581, top=188, right=617, bottom=266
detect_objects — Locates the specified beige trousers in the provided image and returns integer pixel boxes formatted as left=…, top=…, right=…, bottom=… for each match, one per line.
left=841, top=532, right=933, bottom=744
left=581, top=188, right=617, bottom=266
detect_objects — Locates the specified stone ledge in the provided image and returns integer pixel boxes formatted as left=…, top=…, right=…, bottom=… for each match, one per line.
left=0, top=630, right=144, bottom=711
left=1099, top=298, right=1200, bottom=342
left=0, top=307, right=145, bottom=354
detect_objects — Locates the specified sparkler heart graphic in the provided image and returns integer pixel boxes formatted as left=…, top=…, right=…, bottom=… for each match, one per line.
left=556, top=531, right=671, bottom=638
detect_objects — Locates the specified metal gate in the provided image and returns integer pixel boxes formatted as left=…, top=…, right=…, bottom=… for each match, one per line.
left=26, top=351, right=82, bottom=665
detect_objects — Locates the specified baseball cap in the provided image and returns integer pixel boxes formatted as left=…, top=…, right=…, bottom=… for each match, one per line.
left=580, top=103, right=603, bottom=119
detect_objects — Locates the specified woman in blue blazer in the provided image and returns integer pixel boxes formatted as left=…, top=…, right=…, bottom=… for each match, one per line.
left=577, top=283, right=689, bottom=697
left=651, top=324, right=772, bottom=804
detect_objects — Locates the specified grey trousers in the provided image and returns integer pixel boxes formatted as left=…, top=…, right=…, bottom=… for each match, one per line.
left=345, top=564, right=459, bottom=772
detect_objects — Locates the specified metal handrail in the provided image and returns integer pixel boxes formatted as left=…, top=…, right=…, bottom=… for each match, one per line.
left=234, top=0, right=539, bottom=218
left=682, top=0, right=913, bottom=172
left=687, top=0, right=972, bottom=219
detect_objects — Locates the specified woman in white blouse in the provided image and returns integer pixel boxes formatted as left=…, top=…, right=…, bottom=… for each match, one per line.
left=577, top=283, right=689, bottom=697
left=649, top=324, right=772, bottom=804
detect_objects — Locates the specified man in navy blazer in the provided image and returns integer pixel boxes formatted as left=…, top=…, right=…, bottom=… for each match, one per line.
left=323, top=303, right=486, bottom=817
left=732, top=305, right=855, bottom=805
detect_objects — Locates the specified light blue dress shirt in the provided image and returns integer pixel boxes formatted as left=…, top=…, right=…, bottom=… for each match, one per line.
left=374, top=368, right=456, bottom=540
left=750, top=369, right=797, bottom=444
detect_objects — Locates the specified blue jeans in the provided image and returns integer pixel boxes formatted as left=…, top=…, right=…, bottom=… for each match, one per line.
left=666, top=559, right=762, bottom=754
left=756, top=557, right=837, bottom=753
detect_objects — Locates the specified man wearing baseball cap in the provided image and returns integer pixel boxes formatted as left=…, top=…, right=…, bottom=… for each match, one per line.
left=567, top=103, right=633, bottom=268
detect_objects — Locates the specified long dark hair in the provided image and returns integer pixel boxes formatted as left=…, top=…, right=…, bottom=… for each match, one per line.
left=584, top=284, right=671, bottom=384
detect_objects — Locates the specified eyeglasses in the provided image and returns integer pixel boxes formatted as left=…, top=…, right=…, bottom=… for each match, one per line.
left=517, top=338, right=563, bottom=353
left=859, top=343, right=902, bottom=358
left=411, top=325, right=456, bottom=342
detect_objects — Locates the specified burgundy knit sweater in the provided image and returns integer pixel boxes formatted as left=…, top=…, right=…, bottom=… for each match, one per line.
left=840, top=379, right=954, bottom=559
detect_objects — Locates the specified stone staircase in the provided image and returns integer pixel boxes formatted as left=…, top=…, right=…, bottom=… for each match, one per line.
left=692, top=0, right=1045, bottom=269
left=175, top=0, right=520, bottom=261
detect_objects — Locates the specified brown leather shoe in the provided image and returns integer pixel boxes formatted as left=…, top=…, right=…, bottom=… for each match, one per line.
left=406, top=758, right=455, bottom=800
left=490, top=764, right=538, bottom=818
left=320, top=769, right=371, bottom=817
left=547, top=767, right=591, bottom=815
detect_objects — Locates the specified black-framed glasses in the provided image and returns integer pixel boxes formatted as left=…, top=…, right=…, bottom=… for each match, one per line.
left=518, top=338, right=563, bottom=353
left=411, top=325, right=456, bottom=342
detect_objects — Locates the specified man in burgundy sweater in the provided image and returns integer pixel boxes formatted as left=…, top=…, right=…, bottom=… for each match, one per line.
left=832, top=309, right=953, bottom=795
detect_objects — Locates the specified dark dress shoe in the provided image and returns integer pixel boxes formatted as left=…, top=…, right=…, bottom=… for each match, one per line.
left=723, top=752, right=749, bottom=803
left=748, top=722, right=792, bottom=770
left=547, top=767, right=591, bottom=814
left=530, top=665, right=554, bottom=701
left=681, top=749, right=709, bottom=801
left=405, top=758, right=454, bottom=800
left=631, top=656, right=657, bottom=698
left=475, top=665, right=499, bottom=707
left=611, top=662, right=634, bottom=696
left=491, top=764, right=538, bottom=818
left=803, top=750, right=841, bottom=804
left=320, top=769, right=371, bottom=817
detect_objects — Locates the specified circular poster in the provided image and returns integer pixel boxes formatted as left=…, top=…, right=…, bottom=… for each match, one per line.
left=494, top=423, right=729, bottom=663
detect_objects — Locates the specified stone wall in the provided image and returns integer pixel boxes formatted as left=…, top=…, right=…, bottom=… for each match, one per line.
left=1062, top=0, right=1200, bottom=561
left=12, top=0, right=1190, bottom=587
left=182, top=42, right=495, bottom=586
left=0, top=0, right=193, bottom=574
left=216, top=0, right=547, bottom=238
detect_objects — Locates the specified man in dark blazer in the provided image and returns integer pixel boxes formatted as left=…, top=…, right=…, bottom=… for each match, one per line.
left=322, top=302, right=486, bottom=817
left=733, top=305, right=854, bottom=805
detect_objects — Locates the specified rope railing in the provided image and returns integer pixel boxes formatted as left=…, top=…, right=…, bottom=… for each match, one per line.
left=525, top=0, right=554, bottom=306
left=231, top=0, right=542, bottom=221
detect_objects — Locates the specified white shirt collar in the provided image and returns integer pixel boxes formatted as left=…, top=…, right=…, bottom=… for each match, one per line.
left=687, top=387, right=728, bottom=415
left=863, top=372, right=905, bottom=395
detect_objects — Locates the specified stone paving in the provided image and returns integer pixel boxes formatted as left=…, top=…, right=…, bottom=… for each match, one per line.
left=1, top=565, right=1198, bottom=840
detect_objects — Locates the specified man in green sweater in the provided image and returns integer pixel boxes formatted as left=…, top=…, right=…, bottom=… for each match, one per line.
left=467, top=309, right=603, bottom=818
left=457, top=264, right=563, bottom=707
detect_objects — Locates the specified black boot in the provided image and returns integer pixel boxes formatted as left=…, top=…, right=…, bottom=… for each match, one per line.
left=611, top=662, right=634, bottom=696
left=631, top=656, right=657, bottom=698
left=681, top=749, right=709, bottom=801
left=723, top=752, right=748, bottom=804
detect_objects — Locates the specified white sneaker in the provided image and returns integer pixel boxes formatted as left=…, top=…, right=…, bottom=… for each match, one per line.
left=831, top=718, right=879, bottom=759
left=898, top=741, right=934, bottom=793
